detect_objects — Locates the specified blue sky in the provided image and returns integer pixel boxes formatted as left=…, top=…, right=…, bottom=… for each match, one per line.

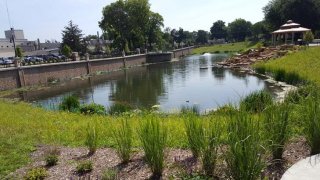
left=0, top=0, right=270, bottom=42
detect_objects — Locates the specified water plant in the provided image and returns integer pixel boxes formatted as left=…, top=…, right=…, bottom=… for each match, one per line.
left=80, top=103, right=106, bottom=115
left=24, top=167, right=47, bottom=180
left=263, top=103, right=290, bottom=160
left=112, top=118, right=132, bottom=164
left=184, top=113, right=204, bottom=158
left=138, top=115, right=167, bottom=178
left=240, top=90, right=273, bottom=113
left=108, top=102, right=134, bottom=115
left=226, top=110, right=265, bottom=180
left=59, top=95, right=80, bottom=112
left=85, top=124, right=98, bottom=156
left=201, top=118, right=223, bottom=176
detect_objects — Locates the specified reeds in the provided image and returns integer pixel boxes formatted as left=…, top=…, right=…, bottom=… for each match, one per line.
left=85, top=124, right=98, bottom=156
left=226, top=110, right=265, bottom=180
left=240, top=90, right=273, bottom=113
left=59, top=95, right=80, bottom=112
left=263, top=103, right=290, bottom=160
left=112, top=118, right=132, bottom=164
left=138, top=115, right=167, bottom=178
left=184, top=113, right=204, bottom=158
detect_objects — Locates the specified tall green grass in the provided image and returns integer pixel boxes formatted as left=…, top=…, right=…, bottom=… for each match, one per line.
left=201, top=118, right=223, bottom=176
left=108, top=102, right=134, bottom=115
left=85, top=124, right=98, bottom=156
left=59, top=95, right=80, bottom=112
left=226, top=110, right=265, bottom=180
left=184, top=113, right=204, bottom=158
left=138, top=115, right=167, bottom=178
left=112, top=118, right=132, bottom=164
left=263, top=103, right=290, bottom=160
left=192, top=41, right=258, bottom=54
left=304, top=93, right=320, bottom=155
left=240, top=90, right=273, bottom=113
left=181, top=105, right=200, bottom=116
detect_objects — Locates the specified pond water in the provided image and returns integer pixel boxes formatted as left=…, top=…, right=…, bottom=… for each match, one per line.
left=21, top=54, right=282, bottom=112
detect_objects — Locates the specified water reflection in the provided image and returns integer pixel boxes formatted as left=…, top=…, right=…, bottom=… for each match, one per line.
left=14, top=54, right=282, bottom=112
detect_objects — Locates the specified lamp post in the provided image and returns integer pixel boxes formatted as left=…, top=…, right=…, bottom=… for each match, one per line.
left=10, top=28, right=17, bottom=57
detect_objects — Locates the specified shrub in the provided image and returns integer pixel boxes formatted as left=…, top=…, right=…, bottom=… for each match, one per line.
left=76, top=161, right=93, bottom=175
left=59, top=95, right=80, bottom=112
left=24, top=168, right=47, bottom=180
left=184, top=113, right=204, bottom=158
left=45, top=154, right=58, bottom=167
left=108, top=102, right=134, bottom=115
left=201, top=119, right=223, bottom=176
left=85, top=124, right=98, bottom=156
left=181, top=105, right=200, bottom=115
left=263, top=103, right=290, bottom=160
left=80, top=103, right=106, bottom=115
left=102, top=168, right=118, bottom=180
left=112, top=118, right=132, bottom=164
left=138, top=115, right=167, bottom=178
left=226, top=110, right=265, bottom=180
left=240, top=90, right=273, bottom=113
left=304, top=95, right=320, bottom=155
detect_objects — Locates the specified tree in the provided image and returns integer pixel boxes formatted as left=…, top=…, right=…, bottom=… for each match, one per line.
left=100, top=0, right=164, bottom=51
left=61, top=45, right=72, bottom=57
left=196, top=30, right=209, bottom=44
left=228, top=19, right=252, bottom=42
left=263, top=0, right=320, bottom=31
left=304, top=31, right=315, bottom=45
left=16, top=47, right=23, bottom=58
left=252, top=21, right=269, bottom=40
left=210, top=20, right=228, bottom=39
left=61, top=21, right=84, bottom=53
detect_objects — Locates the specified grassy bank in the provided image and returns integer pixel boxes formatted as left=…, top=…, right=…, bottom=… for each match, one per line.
left=254, top=47, right=320, bottom=85
left=192, top=41, right=259, bottom=54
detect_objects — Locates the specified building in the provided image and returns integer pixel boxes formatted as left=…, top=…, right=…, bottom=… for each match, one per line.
left=272, top=20, right=311, bottom=45
left=0, top=29, right=61, bottom=58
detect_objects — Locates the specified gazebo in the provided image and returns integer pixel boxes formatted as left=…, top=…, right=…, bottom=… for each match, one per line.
left=272, top=20, right=311, bottom=45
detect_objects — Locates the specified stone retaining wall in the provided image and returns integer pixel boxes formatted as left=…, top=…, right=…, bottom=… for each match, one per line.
left=0, top=47, right=193, bottom=90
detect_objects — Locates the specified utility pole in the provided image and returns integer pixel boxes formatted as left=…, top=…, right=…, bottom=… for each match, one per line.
left=10, top=28, right=17, bottom=57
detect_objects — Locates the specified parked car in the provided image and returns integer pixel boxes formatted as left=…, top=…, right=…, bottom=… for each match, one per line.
left=0, top=57, right=13, bottom=66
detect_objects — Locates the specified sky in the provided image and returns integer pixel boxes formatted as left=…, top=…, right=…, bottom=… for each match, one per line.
left=0, top=0, right=270, bottom=42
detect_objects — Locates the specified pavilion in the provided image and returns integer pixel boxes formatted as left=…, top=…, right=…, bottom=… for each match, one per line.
left=272, top=20, right=311, bottom=45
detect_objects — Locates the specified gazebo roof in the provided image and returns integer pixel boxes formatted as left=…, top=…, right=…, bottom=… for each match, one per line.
left=272, top=20, right=311, bottom=34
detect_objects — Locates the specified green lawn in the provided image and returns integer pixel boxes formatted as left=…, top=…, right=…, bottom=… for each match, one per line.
left=256, top=47, right=320, bottom=85
left=192, top=41, right=259, bottom=54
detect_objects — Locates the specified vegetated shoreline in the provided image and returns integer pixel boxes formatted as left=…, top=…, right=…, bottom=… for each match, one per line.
left=1, top=46, right=319, bottom=179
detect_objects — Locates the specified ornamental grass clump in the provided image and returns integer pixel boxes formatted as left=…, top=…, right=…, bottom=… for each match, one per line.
left=85, top=124, right=98, bottom=156
left=181, top=105, right=200, bottom=115
left=240, top=90, right=273, bottom=113
left=263, top=103, right=290, bottom=160
left=304, top=92, right=320, bottom=155
left=201, top=119, right=223, bottom=176
left=184, top=113, right=205, bottom=159
left=112, top=118, right=132, bottom=164
left=59, top=95, right=80, bottom=112
left=24, top=167, right=47, bottom=180
left=138, top=115, right=167, bottom=178
left=226, top=110, right=265, bottom=180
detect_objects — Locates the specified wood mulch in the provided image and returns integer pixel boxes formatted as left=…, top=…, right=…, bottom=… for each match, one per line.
left=7, top=137, right=310, bottom=180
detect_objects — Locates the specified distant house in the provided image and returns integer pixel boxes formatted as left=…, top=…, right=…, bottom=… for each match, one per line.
left=272, top=20, right=311, bottom=45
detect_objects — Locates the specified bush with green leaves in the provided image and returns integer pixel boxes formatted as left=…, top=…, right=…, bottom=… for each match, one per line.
left=138, top=115, right=167, bottom=178
left=85, top=124, right=98, bottom=156
left=76, top=161, right=93, bottom=175
left=184, top=113, right=204, bottom=158
left=80, top=103, right=106, bottom=115
left=112, top=118, right=132, bottom=164
left=201, top=119, right=223, bottom=176
left=263, top=103, right=290, bottom=160
left=240, top=90, right=273, bottom=113
left=24, top=167, right=47, bottom=180
left=108, top=102, right=134, bottom=115
left=59, top=95, right=80, bottom=112
left=226, top=110, right=265, bottom=180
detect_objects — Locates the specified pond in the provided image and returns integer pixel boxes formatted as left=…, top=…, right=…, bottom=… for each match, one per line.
left=20, top=54, right=282, bottom=113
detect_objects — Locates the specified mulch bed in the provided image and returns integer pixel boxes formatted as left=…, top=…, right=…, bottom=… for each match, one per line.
left=7, top=137, right=310, bottom=180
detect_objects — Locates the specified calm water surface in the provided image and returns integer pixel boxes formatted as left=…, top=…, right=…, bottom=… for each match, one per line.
left=23, top=54, right=280, bottom=112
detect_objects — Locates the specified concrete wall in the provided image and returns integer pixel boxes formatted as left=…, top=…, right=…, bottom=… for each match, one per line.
left=0, top=47, right=193, bottom=90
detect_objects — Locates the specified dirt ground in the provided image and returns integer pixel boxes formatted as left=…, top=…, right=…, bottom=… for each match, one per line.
left=7, top=137, right=310, bottom=180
